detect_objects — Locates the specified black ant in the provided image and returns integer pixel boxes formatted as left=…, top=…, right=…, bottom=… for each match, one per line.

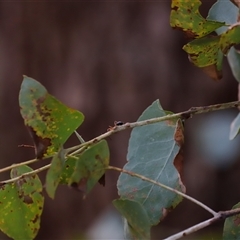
left=107, top=121, right=124, bottom=131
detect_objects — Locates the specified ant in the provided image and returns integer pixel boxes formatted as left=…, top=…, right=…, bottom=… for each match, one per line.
left=107, top=121, right=124, bottom=131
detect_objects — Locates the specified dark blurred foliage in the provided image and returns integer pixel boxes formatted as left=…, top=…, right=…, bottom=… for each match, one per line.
left=0, top=1, right=240, bottom=239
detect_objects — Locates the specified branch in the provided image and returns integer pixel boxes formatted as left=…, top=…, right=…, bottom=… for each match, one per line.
left=1, top=100, right=240, bottom=180
left=0, top=158, right=39, bottom=174
left=108, top=165, right=240, bottom=240
left=66, top=100, right=240, bottom=154
left=2, top=164, right=51, bottom=184
left=164, top=208, right=240, bottom=240
left=107, top=166, right=218, bottom=216
left=0, top=146, right=88, bottom=184
left=164, top=215, right=221, bottom=240
left=0, top=153, right=55, bottom=175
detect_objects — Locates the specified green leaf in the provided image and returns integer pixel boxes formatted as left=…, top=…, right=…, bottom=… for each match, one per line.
left=69, top=140, right=109, bottom=193
left=183, top=36, right=223, bottom=80
left=183, top=36, right=221, bottom=67
left=59, top=156, right=77, bottom=184
left=220, top=25, right=240, bottom=54
left=207, top=0, right=240, bottom=82
left=223, top=202, right=240, bottom=239
left=170, top=0, right=225, bottom=38
left=45, top=147, right=66, bottom=199
left=19, top=76, right=84, bottom=159
left=228, top=48, right=240, bottom=82
left=117, top=100, right=185, bottom=226
left=0, top=165, right=44, bottom=240
left=113, top=199, right=151, bottom=240
left=230, top=113, right=240, bottom=140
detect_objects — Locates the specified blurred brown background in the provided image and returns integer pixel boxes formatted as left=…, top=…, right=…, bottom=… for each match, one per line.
left=1, top=1, right=240, bottom=239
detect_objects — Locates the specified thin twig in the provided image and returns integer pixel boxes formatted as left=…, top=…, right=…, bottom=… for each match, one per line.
left=0, top=158, right=39, bottom=174
left=1, top=164, right=51, bottom=184
left=164, top=215, right=221, bottom=240
left=66, top=100, right=240, bottom=154
left=164, top=208, right=240, bottom=240
left=68, top=145, right=88, bottom=156
left=1, top=100, right=240, bottom=181
left=107, top=166, right=218, bottom=216
left=0, top=153, right=56, bottom=174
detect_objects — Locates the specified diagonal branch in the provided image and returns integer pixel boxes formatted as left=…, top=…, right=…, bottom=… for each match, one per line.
left=164, top=208, right=240, bottom=240
left=1, top=100, right=240, bottom=180
left=107, top=166, right=218, bottom=216
left=66, top=100, right=240, bottom=154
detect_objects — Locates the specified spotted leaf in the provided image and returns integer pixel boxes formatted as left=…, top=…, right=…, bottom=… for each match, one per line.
left=19, top=76, right=84, bottom=158
left=0, top=165, right=44, bottom=239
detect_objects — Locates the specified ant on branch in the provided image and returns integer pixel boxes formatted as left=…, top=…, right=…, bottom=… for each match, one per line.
left=107, top=121, right=124, bottom=131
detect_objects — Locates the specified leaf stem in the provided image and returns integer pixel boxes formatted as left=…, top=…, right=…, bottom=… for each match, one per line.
left=107, top=166, right=218, bottom=216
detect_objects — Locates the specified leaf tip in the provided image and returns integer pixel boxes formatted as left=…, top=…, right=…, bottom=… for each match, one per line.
left=229, top=113, right=240, bottom=140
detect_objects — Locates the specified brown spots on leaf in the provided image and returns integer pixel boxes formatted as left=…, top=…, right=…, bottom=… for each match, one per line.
left=31, top=214, right=39, bottom=224
left=95, top=154, right=101, bottom=161
left=171, top=6, right=178, bottom=11
left=160, top=207, right=169, bottom=222
left=125, top=192, right=134, bottom=200
left=174, top=120, right=184, bottom=147
left=22, top=195, right=34, bottom=204
left=170, top=0, right=224, bottom=40
left=95, top=154, right=106, bottom=186
left=132, top=187, right=138, bottom=193
left=173, top=120, right=186, bottom=193
left=32, top=227, right=38, bottom=235
left=71, top=178, right=88, bottom=192
left=15, top=176, right=27, bottom=186
left=98, top=174, right=105, bottom=186
left=185, top=30, right=198, bottom=39
left=234, top=215, right=240, bottom=226
left=202, top=64, right=222, bottom=81
left=171, top=26, right=197, bottom=39
left=27, top=126, right=51, bottom=159
left=174, top=149, right=186, bottom=193
left=36, top=96, right=45, bottom=105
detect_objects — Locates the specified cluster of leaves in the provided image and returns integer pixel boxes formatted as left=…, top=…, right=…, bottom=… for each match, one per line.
left=0, top=76, right=184, bottom=239
left=170, top=0, right=240, bottom=82
left=0, top=77, right=110, bottom=239
left=171, top=0, right=240, bottom=239
left=171, top=0, right=240, bottom=150
left=1, top=1, right=240, bottom=240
